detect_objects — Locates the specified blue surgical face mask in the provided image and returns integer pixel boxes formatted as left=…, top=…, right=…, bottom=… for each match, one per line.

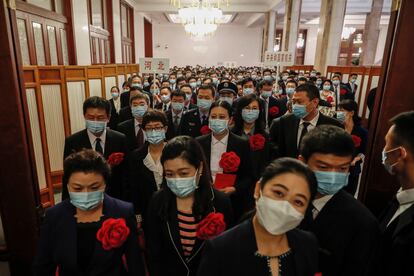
left=196, top=81, right=202, bottom=86
left=242, top=109, right=260, bottom=123
left=209, top=119, right=229, bottom=134
left=169, top=79, right=176, bottom=84
left=292, top=104, right=308, bottom=119
left=69, top=189, right=104, bottom=211
left=161, top=94, right=171, bottom=103
left=243, top=88, right=254, bottom=96
left=166, top=170, right=198, bottom=198
left=282, top=75, right=288, bottom=81
left=382, top=147, right=402, bottom=175
left=131, top=83, right=142, bottom=89
left=111, top=92, right=119, bottom=99
left=150, top=88, right=160, bottom=95
left=332, top=80, right=340, bottom=86
left=316, top=80, right=322, bottom=86
left=146, top=129, right=166, bottom=145
left=336, top=111, right=346, bottom=123
left=264, top=76, right=273, bottom=81
left=189, top=82, right=197, bottom=89
left=220, top=96, right=233, bottom=105
left=197, top=98, right=212, bottom=111
left=131, top=105, right=148, bottom=118
left=261, top=90, right=272, bottom=99
left=350, top=78, right=356, bottom=83
left=212, top=78, right=219, bottom=84
left=85, top=120, right=107, bottom=134
left=323, top=85, right=331, bottom=91
left=171, top=102, right=184, bottom=111
left=286, top=87, right=295, bottom=97
left=314, top=171, right=349, bottom=195
left=144, top=81, right=150, bottom=87
left=185, top=93, right=193, bottom=101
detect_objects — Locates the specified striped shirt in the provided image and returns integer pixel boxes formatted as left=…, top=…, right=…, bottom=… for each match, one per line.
left=177, top=210, right=198, bottom=257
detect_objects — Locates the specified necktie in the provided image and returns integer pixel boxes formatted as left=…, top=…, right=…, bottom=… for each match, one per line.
left=136, top=126, right=144, bottom=149
left=173, top=115, right=179, bottom=132
left=95, top=138, right=103, bottom=154
left=163, top=104, right=167, bottom=112
left=298, top=122, right=310, bottom=147
left=201, top=115, right=208, bottom=126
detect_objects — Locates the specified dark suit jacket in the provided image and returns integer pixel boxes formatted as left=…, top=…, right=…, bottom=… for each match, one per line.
left=146, top=188, right=234, bottom=276
left=369, top=199, right=414, bottom=276
left=120, top=91, right=130, bottom=109
left=196, top=132, right=255, bottom=219
left=62, top=129, right=128, bottom=200
left=117, top=119, right=142, bottom=152
left=184, top=102, right=198, bottom=112
left=300, top=190, right=380, bottom=276
left=197, top=218, right=319, bottom=276
left=165, top=110, right=182, bottom=140
left=345, top=82, right=358, bottom=95
left=33, top=195, right=145, bottom=276
left=269, top=112, right=343, bottom=159
left=180, top=108, right=208, bottom=138
left=108, top=98, right=120, bottom=130
left=260, top=96, right=287, bottom=127
left=118, top=107, right=133, bottom=124
left=333, top=83, right=355, bottom=102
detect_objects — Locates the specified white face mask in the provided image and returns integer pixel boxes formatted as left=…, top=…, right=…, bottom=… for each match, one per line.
left=256, top=194, right=304, bottom=235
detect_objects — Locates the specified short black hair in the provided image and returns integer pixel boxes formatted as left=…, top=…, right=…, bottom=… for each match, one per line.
left=142, top=110, right=168, bottom=129
left=130, top=86, right=143, bottom=93
left=390, top=111, right=414, bottom=154
left=298, top=77, right=308, bottom=82
left=197, top=84, right=215, bottom=97
left=160, top=86, right=172, bottom=94
left=260, top=157, right=318, bottom=203
left=300, top=125, right=355, bottom=161
left=350, top=73, right=358, bottom=77
left=180, top=84, right=192, bottom=91
left=286, top=80, right=298, bottom=87
left=258, top=79, right=273, bottom=90
left=338, top=100, right=361, bottom=125
left=241, top=77, right=256, bottom=87
left=63, top=149, right=111, bottom=187
left=122, top=81, right=130, bottom=88
left=171, top=89, right=186, bottom=100
left=263, top=69, right=272, bottom=74
left=295, top=84, right=320, bottom=100
left=83, top=96, right=111, bottom=116
left=177, top=76, right=186, bottom=83
left=209, top=100, right=233, bottom=117
left=130, top=93, right=150, bottom=105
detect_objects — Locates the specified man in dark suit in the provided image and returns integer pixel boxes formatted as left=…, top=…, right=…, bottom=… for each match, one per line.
left=118, top=86, right=143, bottom=123
left=119, top=81, right=130, bottom=109
left=154, top=86, right=171, bottom=111
left=299, top=125, right=380, bottom=276
left=117, top=93, right=149, bottom=152
left=369, top=111, right=414, bottom=276
left=108, top=86, right=121, bottom=130
left=180, top=84, right=215, bottom=137
left=332, top=73, right=354, bottom=105
left=62, top=96, right=128, bottom=201
left=180, top=84, right=197, bottom=111
left=165, top=89, right=186, bottom=140
left=269, top=84, right=343, bottom=159
left=345, top=73, right=358, bottom=95
left=257, top=79, right=285, bottom=128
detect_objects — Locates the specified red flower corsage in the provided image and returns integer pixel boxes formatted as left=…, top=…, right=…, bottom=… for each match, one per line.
left=249, top=134, right=265, bottom=151
left=219, top=152, right=240, bottom=173
left=269, top=106, right=280, bottom=117
left=200, top=125, right=211, bottom=135
left=196, top=212, right=226, bottom=240
left=326, top=96, right=334, bottom=103
left=107, top=152, right=124, bottom=166
left=351, top=135, right=362, bottom=148
left=340, top=88, right=347, bottom=95
left=97, top=218, right=130, bottom=250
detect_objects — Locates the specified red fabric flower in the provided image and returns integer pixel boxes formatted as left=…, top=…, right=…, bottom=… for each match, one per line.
left=352, top=135, right=362, bottom=148
left=249, top=134, right=265, bottom=151
left=200, top=125, right=211, bottom=135
left=97, top=218, right=130, bottom=250
left=196, top=212, right=226, bottom=240
left=326, top=96, right=334, bottom=103
left=340, top=88, right=347, bottom=95
left=219, top=152, right=240, bottom=173
left=107, top=152, right=124, bottom=167
left=315, top=273, right=322, bottom=276
left=269, top=106, right=280, bottom=117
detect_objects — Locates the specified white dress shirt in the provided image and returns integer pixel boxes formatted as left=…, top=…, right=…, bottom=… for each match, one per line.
left=87, top=129, right=107, bottom=154
left=143, top=152, right=163, bottom=190
left=388, top=188, right=414, bottom=226
left=113, top=97, right=121, bottom=113
left=312, top=194, right=334, bottom=219
left=210, top=133, right=229, bottom=181
left=261, top=96, right=270, bottom=126
left=134, top=119, right=147, bottom=140
left=297, top=112, right=319, bottom=147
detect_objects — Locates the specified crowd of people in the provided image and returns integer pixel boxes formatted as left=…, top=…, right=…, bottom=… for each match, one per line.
left=32, top=66, right=414, bottom=276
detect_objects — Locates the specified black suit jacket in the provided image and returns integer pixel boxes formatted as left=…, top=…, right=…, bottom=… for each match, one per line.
left=197, top=218, right=319, bottom=276
left=345, top=82, right=358, bottom=94
left=300, top=190, right=380, bottom=276
left=146, top=188, right=234, bottom=276
left=120, top=91, right=130, bottom=109
left=108, top=98, right=120, bottom=130
left=333, top=83, right=355, bottom=102
left=62, top=129, right=128, bottom=200
left=33, top=195, right=145, bottom=276
left=165, top=110, right=182, bottom=140
left=118, top=106, right=133, bottom=124
left=269, top=112, right=343, bottom=159
left=184, top=102, right=198, bottom=112
left=180, top=108, right=208, bottom=138
left=196, top=132, right=255, bottom=219
left=117, top=119, right=142, bottom=152
left=260, top=96, right=287, bottom=128
left=369, top=199, right=414, bottom=276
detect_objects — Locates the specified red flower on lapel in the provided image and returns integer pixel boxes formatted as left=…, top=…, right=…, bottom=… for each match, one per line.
left=107, top=152, right=124, bottom=166
left=200, top=125, right=211, bottom=135
left=351, top=135, right=362, bottom=148
left=97, top=218, right=130, bottom=250
left=326, top=96, right=334, bottom=103
left=219, top=152, right=240, bottom=173
left=340, top=88, right=347, bottom=95
left=269, top=106, right=280, bottom=117
left=249, top=134, right=265, bottom=151
left=196, top=212, right=226, bottom=240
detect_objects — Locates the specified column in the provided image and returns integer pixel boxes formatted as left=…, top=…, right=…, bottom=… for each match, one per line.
left=360, top=0, right=384, bottom=65
left=281, top=0, right=302, bottom=58
left=71, top=0, right=92, bottom=65
left=267, top=11, right=277, bottom=52
left=314, top=0, right=347, bottom=74
left=112, top=0, right=123, bottom=63
left=261, top=12, right=270, bottom=61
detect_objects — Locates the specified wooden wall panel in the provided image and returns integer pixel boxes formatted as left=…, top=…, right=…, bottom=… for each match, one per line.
left=67, top=81, right=86, bottom=134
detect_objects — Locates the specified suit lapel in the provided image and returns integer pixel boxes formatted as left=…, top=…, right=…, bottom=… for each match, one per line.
left=392, top=204, right=414, bottom=239
left=104, top=130, right=112, bottom=158
left=57, top=202, right=78, bottom=270
left=81, top=129, right=93, bottom=149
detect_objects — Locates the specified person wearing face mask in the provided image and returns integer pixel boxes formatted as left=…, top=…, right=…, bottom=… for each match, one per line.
left=232, top=94, right=270, bottom=178
left=169, top=73, right=177, bottom=90
left=298, top=125, right=380, bottom=276
left=180, top=84, right=198, bottom=111
left=257, top=79, right=285, bottom=128
left=241, top=77, right=257, bottom=96
left=345, top=73, right=358, bottom=95
left=262, top=69, right=273, bottom=81
left=197, top=101, right=254, bottom=220
left=217, top=81, right=238, bottom=111
left=120, top=81, right=131, bottom=109
left=284, top=80, right=298, bottom=114
left=269, top=84, right=342, bottom=159
left=62, top=97, right=128, bottom=201
left=188, top=77, right=198, bottom=91
left=117, top=93, right=149, bottom=152
left=148, top=82, right=161, bottom=108
left=318, top=79, right=336, bottom=117
left=180, top=84, right=215, bottom=137
left=146, top=136, right=234, bottom=276
left=127, top=110, right=168, bottom=230
left=33, top=150, right=145, bottom=276
left=176, top=76, right=187, bottom=89
left=337, top=100, right=368, bottom=196
left=315, top=78, right=323, bottom=90
left=165, top=90, right=186, bottom=139
left=331, top=73, right=353, bottom=108
left=118, top=86, right=143, bottom=123
left=197, top=158, right=319, bottom=276
left=108, top=86, right=121, bottom=130
left=368, top=111, right=414, bottom=276
left=154, top=86, right=171, bottom=112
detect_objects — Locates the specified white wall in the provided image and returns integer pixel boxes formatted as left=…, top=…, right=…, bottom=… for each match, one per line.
left=304, top=25, right=318, bottom=65
left=112, top=0, right=122, bottom=63
left=71, top=0, right=91, bottom=65
left=152, top=24, right=263, bottom=67
left=134, top=12, right=146, bottom=60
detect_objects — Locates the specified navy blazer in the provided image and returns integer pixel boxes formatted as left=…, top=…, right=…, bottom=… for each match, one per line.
left=33, top=195, right=145, bottom=276
left=197, top=218, right=319, bottom=276
left=180, top=108, right=208, bottom=138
